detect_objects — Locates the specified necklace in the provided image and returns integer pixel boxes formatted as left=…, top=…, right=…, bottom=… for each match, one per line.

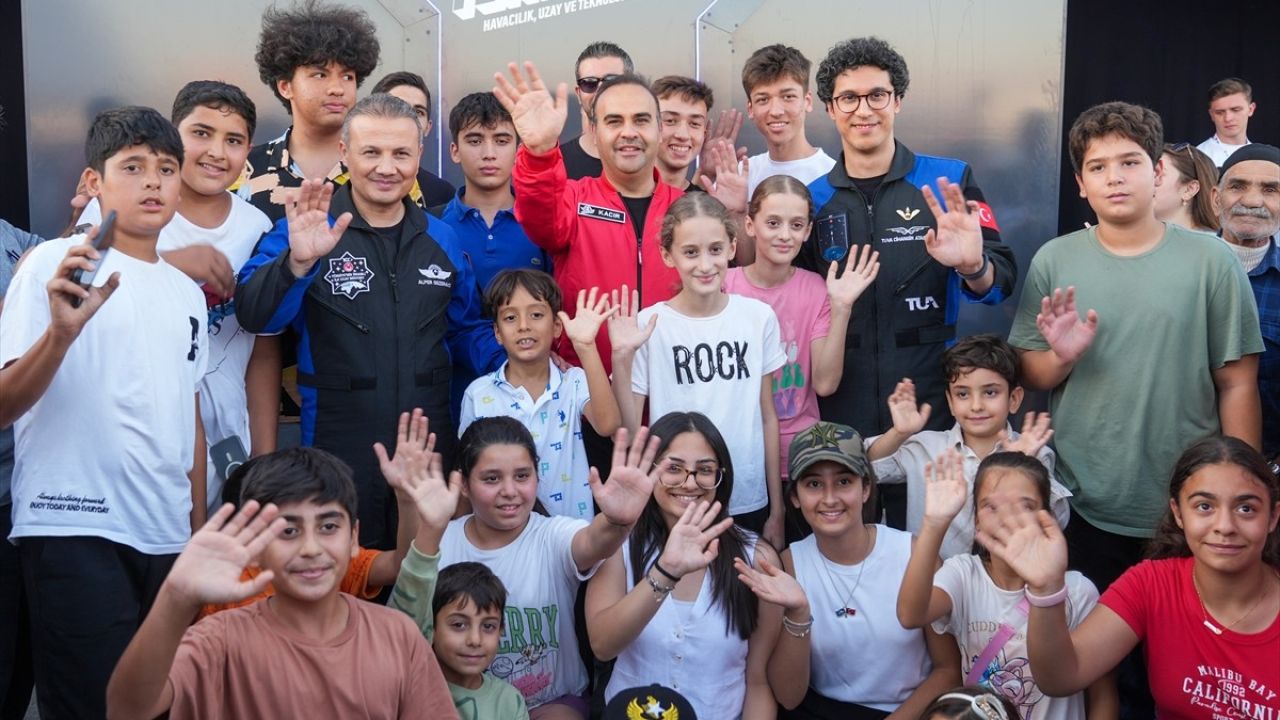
left=818, top=527, right=872, bottom=619
left=1191, top=565, right=1272, bottom=635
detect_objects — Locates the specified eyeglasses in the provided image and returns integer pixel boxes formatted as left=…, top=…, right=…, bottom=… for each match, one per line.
left=576, top=74, right=620, bottom=94
left=653, top=460, right=724, bottom=489
left=832, top=89, right=895, bottom=114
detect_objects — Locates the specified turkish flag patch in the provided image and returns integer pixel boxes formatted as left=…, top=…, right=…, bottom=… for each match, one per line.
left=974, top=201, right=1000, bottom=231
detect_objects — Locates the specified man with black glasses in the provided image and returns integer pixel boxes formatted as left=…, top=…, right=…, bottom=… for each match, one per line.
left=561, top=41, right=633, bottom=179
left=794, top=37, right=1017, bottom=528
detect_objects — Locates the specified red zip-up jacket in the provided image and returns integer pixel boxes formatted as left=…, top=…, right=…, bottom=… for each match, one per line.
left=514, top=144, right=683, bottom=372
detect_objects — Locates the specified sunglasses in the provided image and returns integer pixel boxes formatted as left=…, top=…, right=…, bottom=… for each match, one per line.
left=1169, top=141, right=1195, bottom=160
left=576, top=74, right=620, bottom=93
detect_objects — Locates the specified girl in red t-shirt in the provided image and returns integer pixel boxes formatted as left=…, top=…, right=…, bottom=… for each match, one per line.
left=981, top=436, right=1280, bottom=719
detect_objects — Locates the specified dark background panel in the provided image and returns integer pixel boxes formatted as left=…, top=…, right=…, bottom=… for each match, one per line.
left=1058, top=0, right=1280, bottom=234
left=1, top=0, right=29, bottom=230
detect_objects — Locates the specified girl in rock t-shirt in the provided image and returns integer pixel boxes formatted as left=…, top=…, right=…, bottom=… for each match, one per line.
left=610, top=193, right=787, bottom=547
left=982, top=436, right=1280, bottom=720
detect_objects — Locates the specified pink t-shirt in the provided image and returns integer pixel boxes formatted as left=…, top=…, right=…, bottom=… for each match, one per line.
left=1101, top=557, right=1280, bottom=720
left=723, top=267, right=831, bottom=473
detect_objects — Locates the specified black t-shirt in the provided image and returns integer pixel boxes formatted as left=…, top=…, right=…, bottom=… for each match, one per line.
left=621, top=194, right=653, bottom=239
left=416, top=168, right=457, bottom=207
left=372, top=217, right=407, bottom=246
left=851, top=173, right=887, bottom=201
left=561, top=135, right=604, bottom=180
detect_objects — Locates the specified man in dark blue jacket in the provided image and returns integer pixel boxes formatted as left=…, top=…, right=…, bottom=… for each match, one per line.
left=797, top=37, right=1017, bottom=526
left=237, top=94, right=503, bottom=549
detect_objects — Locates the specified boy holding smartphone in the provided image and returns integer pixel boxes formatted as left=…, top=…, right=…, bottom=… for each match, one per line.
left=0, top=106, right=208, bottom=719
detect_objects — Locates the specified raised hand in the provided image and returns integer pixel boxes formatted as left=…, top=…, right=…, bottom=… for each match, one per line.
left=590, top=426, right=661, bottom=527
left=559, top=287, right=618, bottom=348
left=285, top=179, right=352, bottom=277
left=887, top=378, right=932, bottom=435
left=164, top=501, right=286, bottom=607
left=492, top=61, right=569, bottom=155
left=657, top=500, right=734, bottom=578
left=695, top=109, right=747, bottom=185
left=734, top=554, right=808, bottom=612
left=47, top=234, right=120, bottom=341
left=923, top=449, right=968, bottom=526
left=1036, top=287, right=1098, bottom=364
left=374, top=409, right=459, bottom=530
left=826, top=244, right=880, bottom=312
left=162, top=245, right=236, bottom=299
left=699, top=139, right=748, bottom=215
left=1000, top=412, right=1054, bottom=457
left=975, top=502, right=1069, bottom=594
left=607, top=285, right=657, bottom=355
left=921, top=178, right=984, bottom=274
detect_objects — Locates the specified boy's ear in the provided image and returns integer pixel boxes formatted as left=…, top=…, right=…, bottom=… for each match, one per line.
left=350, top=519, right=360, bottom=559
left=82, top=167, right=103, bottom=199
left=553, top=312, right=564, bottom=339
left=803, top=90, right=813, bottom=114
left=276, top=78, right=294, bottom=103
left=1008, top=385, right=1024, bottom=414
left=1075, top=173, right=1087, bottom=199
left=449, top=143, right=461, bottom=165
left=1153, top=157, right=1165, bottom=189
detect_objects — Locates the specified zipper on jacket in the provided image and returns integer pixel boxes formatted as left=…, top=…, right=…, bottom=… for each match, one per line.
left=315, top=299, right=371, bottom=334
left=390, top=271, right=399, bottom=303
left=893, top=258, right=932, bottom=296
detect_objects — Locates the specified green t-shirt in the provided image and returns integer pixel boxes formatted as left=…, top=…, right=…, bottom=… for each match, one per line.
left=390, top=546, right=531, bottom=720
left=1008, top=224, right=1262, bottom=536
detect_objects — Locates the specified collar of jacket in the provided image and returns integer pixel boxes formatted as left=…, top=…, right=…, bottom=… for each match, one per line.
left=828, top=140, right=917, bottom=189
left=328, top=182, right=427, bottom=238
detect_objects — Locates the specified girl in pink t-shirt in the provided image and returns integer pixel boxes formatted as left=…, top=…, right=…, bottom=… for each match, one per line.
left=981, top=436, right=1280, bottom=720
left=722, top=176, right=879, bottom=476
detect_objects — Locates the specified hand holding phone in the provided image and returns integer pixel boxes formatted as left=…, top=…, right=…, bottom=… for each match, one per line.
left=69, top=210, right=117, bottom=308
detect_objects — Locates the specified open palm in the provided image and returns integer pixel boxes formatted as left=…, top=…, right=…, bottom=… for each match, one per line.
left=735, top=554, right=807, bottom=611
left=921, top=178, right=984, bottom=271
left=286, top=179, right=352, bottom=276
left=165, top=502, right=285, bottom=606
left=660, top=500, right=734, bottom=577
left=607, top=286, right=657, bottom=354
left=826, top=244, right=880, bottom=311
left=887, top=378, right=931, bottom=435
left=559, top=287, right=617, bottom=347
left=493, top=61, right=568, bottom=155
left=590, top=427, right=661, bottom=527
left=1036, top=287, right=1098, bottom=363
left=924, top=450, right=968, bottom=524
left=977, top=505, right=1068, bottom=592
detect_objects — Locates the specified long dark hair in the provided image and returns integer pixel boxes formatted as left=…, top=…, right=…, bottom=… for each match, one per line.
left=1148, top=437, right=1280, bottom=568
left=628, top=412, right=758, bottom=639
left=972, top=452, right=1052, bottom=558
left=456, top=416, right=550, bottom=517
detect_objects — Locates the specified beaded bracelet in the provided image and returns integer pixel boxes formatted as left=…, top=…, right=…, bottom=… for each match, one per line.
left=781, top=614, right=814, bottom=638
left=646, top=574, right=675, bottom=603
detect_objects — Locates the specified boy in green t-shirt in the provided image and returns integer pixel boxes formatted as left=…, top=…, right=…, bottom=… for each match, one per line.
left=1008, top=101, right=1263, bottom=591
left=387, top=438, right=529, bottom=720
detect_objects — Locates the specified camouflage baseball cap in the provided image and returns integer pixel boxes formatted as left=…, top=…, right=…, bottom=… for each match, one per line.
left=788, top=421, right=870, bottom=481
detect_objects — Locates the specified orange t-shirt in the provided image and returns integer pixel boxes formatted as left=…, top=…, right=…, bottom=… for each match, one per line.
left=197, top=547, right=382, bottom=620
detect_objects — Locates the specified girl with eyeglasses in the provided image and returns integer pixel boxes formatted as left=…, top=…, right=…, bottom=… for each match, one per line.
left=585, top=411, right=786, bottom=719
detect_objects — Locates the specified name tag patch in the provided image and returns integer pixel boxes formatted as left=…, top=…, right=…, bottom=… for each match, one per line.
left=577, top=203, right=626, bottom=224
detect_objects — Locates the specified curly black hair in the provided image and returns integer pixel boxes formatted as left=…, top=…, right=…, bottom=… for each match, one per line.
left=815, top=36, right=910, bottom=105
left=254, top=0, right=381, bottom=113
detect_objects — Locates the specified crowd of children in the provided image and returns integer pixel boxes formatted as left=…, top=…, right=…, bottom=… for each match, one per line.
left=0, top=3, right=1277, bottom=719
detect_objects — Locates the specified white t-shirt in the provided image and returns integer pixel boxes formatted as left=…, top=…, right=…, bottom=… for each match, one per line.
left=631, top=296, right=787, bottom=515
left=932, top=554, right=1098, bottom=720
left=790, top=527, right=932, bottom=710
left=439, top=513, right=597, bottom=709
left=82, top=195, right=272, bottom=510
left=459, top=361, right=594, bottom=519
left=0, top=236, right=208, bottom=554
left=606, top=535, right=757, bottom=718
left=1197, top=135, right=1250, bottom=168
left=746, top=148, right=837, bottom=198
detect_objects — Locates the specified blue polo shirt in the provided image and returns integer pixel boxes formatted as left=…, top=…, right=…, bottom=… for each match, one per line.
left=438, top=189, right=550, bottom=294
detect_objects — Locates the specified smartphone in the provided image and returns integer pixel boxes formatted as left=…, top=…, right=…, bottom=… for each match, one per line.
left=69, top=210, right=117, bottom=308
left=210, top=436, right=249, bottom=482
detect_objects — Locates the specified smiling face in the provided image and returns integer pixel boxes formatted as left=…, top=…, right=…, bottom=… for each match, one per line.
left=653, top=431, right=722, bottom=526
left=746, top=190, right=811, bottom=266
left=1173, top=462, right=1280, bottom=575
left=259, top=499, right=359, bottom=603
left=432, top=595, right=503, bottom=689
left=1213, top=158, right=1280, bottom=245
left=341, top=115, right=421, bottom=215
left=826, top=66, right=900, bottom=158
left=279, top=61, right=357, bottom=131
left=656, top=94, right=708, bottom=177
left=462, top=443, right=539, bottom=536
left=592, top=83, right=660, bottom=179
left=1075, top=133, right=1159, bottom=226
left=945, top=367, right=1023, bottom=443
left=791, top=460, right=870, bottom=536
left=747, top=76, right=812, bottom=150
left=661, top=214, right=735, bottom=300
left=176, top=104, right=252, bottom=198
left=450, top=120, right=517, bottom=193
left=492, top=285, right=561, bottom=366
left=87, top=144, right=183, bottom=240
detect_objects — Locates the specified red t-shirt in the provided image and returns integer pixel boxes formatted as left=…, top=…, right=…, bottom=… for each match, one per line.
left=1101, top=557, right=1280, bottom=719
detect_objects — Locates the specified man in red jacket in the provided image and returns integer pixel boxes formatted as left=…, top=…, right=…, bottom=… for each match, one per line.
left=495, top=62, right=744, bottom=372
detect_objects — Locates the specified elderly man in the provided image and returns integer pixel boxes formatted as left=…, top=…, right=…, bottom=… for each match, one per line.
left=1216, top=143, right=1280, bottom=460
left=236, top=94, right=502, bottom=549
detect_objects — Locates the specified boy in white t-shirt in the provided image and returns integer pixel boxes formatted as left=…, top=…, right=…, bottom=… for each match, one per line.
left=0, top=106, right=208, bottom=719
left=79, top=81, right=278, bottom=513
left=741, top=45, right=837, bottom=202
left=459, top=269, right=621, bottom=518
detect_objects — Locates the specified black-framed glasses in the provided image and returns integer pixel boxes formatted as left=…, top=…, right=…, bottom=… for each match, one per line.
left=576, top=74, right=620, bottom=94
left=653, top=460, right=724, bottom=489
left=832, top=89, right=895, bottom=114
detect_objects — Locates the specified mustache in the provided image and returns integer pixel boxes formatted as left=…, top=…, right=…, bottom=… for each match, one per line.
left=1228, top=204, right=1273, bottom=219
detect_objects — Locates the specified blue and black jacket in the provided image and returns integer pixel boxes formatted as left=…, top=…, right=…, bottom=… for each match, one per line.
left=235, top=184, right=503, bottom=547
left=797, top=141, right=1017, bottom=438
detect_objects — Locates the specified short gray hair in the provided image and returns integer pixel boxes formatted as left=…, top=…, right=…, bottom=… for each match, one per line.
left=341, top=93, right=423, bottom=145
